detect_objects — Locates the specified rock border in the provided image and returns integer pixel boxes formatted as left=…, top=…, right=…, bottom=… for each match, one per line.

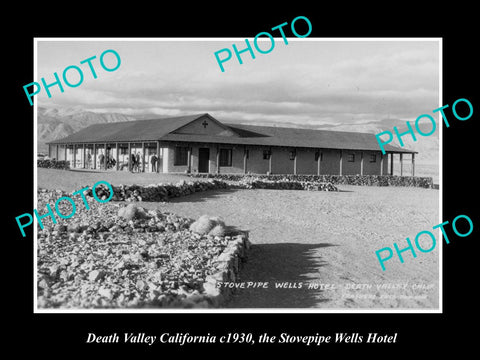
left=201, top=233, right=251, bottom=307
left=190, top=173, right=434, bottom=189
left=108, top=232, right=251, bottom=309
left=86, top=178, right=338, bottom=203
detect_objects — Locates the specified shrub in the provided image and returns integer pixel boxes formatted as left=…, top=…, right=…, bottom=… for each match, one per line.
left=117, top=204, right=150, bottom=221
left=190, top=215, right=226, bottom=235
left=37, top=159, right=70, bottom=170
left=209, top=224, right=226, bottom=237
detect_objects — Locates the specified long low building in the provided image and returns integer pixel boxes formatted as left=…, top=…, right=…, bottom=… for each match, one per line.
left=46, top=113, right=417, bottom=176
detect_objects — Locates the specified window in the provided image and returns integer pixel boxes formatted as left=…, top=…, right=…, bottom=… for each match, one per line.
left=289, top=150, right=296, bottom=160
left=219, top=148, right=232, bottom=167
left=120, top=147, right=128, bottom=155
left=315, top=151, right=323, bottom=161
left=174, top=146, right=189, bottom=166
left=347, top=153, right=355, bottom=162
left=370, top=154, right=377, bottom=163
left=263, top=150, right=271, bottom=160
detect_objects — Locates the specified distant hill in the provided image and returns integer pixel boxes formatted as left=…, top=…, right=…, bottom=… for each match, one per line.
left=37, top=107, right=137, bottom=152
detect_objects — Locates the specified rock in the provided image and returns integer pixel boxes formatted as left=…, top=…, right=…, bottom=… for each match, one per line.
left=203, top=282, right=221, bottom=297
left=98, top=287, right=113, bottom=299
left=59, top=270, right=69, bottom=282
left=88, top=270, right=105, bottom=282
left=38, top=278, right=50, bottom=289
left=70, top=258, right=82, bottom=268
left=114, top=261, right=125, bottom=270
left=136, top=280, right=146, bottom=291
left=68, top=224, right=82, bottom=233
left=49, top=264, right=60, bottom=277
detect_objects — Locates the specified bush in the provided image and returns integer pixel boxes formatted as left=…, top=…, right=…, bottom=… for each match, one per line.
left=209, top=224, right=226, bottom=237
left=190, top=215, right=226, bottom=235
left=117, top=204, right=150, bottom=221
left=37, top=159, right=70, bottom=170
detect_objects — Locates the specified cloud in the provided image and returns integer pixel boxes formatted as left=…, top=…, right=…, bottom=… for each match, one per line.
left=38, top=40, right=440, bottom=127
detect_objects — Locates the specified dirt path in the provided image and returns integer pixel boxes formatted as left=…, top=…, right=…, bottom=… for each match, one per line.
left=139, top=185, right=439, bottom=310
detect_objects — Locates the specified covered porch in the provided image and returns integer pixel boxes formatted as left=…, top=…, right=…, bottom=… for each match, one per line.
left=48, top=141, right=166, bottom=173
left=385, top=151, right=418, bottom=177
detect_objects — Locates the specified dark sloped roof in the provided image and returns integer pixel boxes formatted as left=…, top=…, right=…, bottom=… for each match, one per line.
left=50, top=114, right=208, bottom=143
left=226, top=124, right=412, bottom=152
left=161, top=128, right=411, bottom=153
left=48, top=113, right=415, bottom=153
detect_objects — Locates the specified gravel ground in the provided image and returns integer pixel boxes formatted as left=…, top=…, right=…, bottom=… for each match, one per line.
left=36, top=168, right=440, bottom=310
left=36, top=190, right=236, bottom=309
left=139, top=185, right=440, bottom=309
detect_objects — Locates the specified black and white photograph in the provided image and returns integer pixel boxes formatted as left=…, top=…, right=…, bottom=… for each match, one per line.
left=33, top=38, right=440, bottom=311
left=7, top=6, right=478, bottom=356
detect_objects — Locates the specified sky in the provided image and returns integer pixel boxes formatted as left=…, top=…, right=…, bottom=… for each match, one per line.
left=36, top=39, right=440, bottom=127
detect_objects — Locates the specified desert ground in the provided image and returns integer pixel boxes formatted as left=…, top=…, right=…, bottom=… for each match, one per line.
left=38, top=168, right=440, bottom=310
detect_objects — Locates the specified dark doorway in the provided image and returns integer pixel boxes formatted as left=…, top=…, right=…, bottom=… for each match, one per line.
left=198, top=148, right=210, bottom=173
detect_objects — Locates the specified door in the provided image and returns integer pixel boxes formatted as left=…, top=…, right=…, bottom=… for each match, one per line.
left=198, top=148, right=210, bottom=173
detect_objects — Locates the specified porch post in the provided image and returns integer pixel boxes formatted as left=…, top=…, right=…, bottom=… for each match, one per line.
left=317, top=150, right=321, bottom=175
left=216, top=145, right=220, bottom=174
left=268, top=147, right=272, bottom=174
left=82, top=144, right=86, bottom=168
left=243, top=146, right=248, bottom=174
left=142, top=142, right=146, bottom=172
left=156, top=141, right=160, bottom=173
left=104, top=143, right=107, bottom=170
left=390, top=153, right=394, bottom=175
left=360, top=151, right=364, bottom=175
left=412, top=153, right=415, bottom=177
left=93, top=144, right=96, bottom=169
left=400, top=153, right=403, bottom=176
left=293, top=149, right=297, bottom=175
left=115, top=143, right=119, bottom=171
left=55, top=145, right=59, bottom=160
left=380, top=153, right=384, bottom=176
left=339, top=149, right=343, bottom=176
left=187, top=146, right=192, bottom=173
left=128, top=142, right=132, bottom=172
left=73, top=144, right=76, bottom=168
